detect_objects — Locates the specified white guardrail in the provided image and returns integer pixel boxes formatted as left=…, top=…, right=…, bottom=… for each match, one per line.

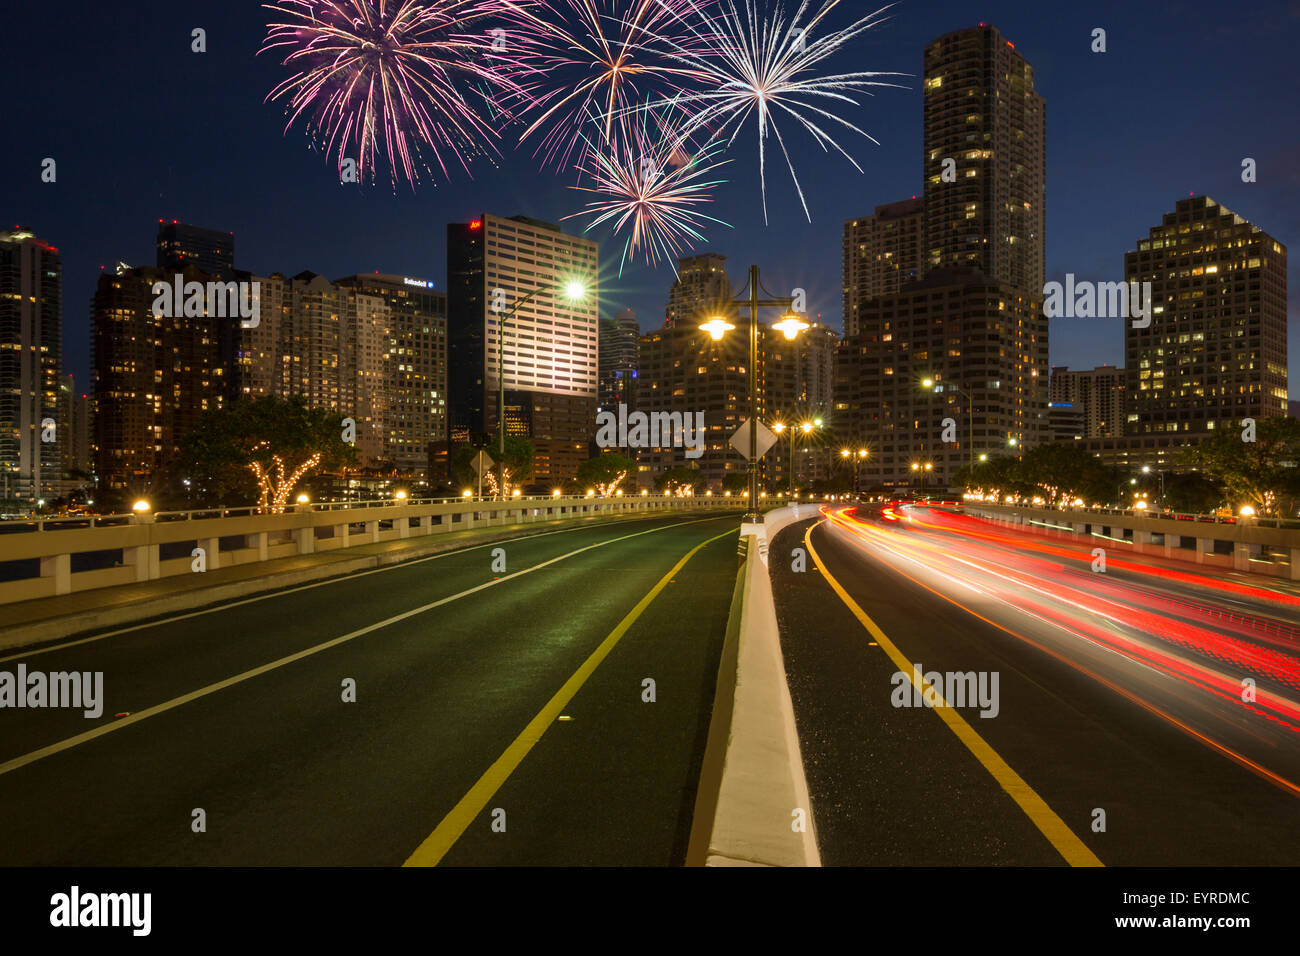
left=0, top=495, right=736, bottom=606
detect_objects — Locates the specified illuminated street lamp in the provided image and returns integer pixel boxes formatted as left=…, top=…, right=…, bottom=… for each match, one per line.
left=923, top=377, right=976, bottom=470
left=700, top=265, right=809, bottom=525
left=132, top=499, right=151, bottom=513
left=1239, top=505, right=1256, bottom=517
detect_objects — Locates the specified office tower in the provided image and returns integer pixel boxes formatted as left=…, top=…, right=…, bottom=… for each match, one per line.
left=0, top=228, right=63, bottom=506
left=156, top=220, right=235, bottom=275
left=923, top=24, right=1045, bottom=296
left=91, top=265, right=227, bottom=493
left=336, top=274, right=448, bottom=474
left=58, top=373, right=91, bottom=483
left=836, top=267, right=1046, bottom=491
left=843, top=197, right=923, bottom=336
left=446, top=214, right=599, bottom=483
left=598, top=308, right=640, bottom=415
left=1124, top=196, right=1287, bottom=435
left=1049, top=365, right=1125, bottom=438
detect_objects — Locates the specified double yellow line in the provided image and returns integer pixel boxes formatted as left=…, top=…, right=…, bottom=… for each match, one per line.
left=806, top=522, right=1103, bottom=868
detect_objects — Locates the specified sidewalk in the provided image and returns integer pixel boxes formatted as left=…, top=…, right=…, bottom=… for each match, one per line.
left=0, top=510, right=686, bottom=652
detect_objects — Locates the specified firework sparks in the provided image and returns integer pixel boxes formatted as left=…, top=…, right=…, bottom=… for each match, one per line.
left=563, top=104, right=732, bottom=272
left=260, top=0, right=519, bottom=188
left=491, top=0, right=718, bottom=170
left=648, top=0, right=906, bottom=221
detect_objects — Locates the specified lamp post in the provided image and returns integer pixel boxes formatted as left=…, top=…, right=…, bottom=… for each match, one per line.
left=495, top=277, right=588, bottom=499
left=840, top=447, right=869, bottom=493
left=700, top=265, right=808, bottom=526
left=922, top=377, right=976, bottom=472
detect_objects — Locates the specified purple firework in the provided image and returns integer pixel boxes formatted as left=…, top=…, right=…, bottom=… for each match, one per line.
left=261, top=0, right=522, bottom=187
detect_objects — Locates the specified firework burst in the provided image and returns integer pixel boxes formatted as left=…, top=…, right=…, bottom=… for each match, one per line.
left=491, top=0, right=718, bottom=170
left=648, top=0, right=907, bottom=221
left=563, top=103, right=732, bottom=273
left=261, top=0, right=519, bottom=188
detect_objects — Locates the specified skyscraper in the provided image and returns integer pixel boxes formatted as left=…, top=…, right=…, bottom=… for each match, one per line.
left=598, top=308, right=639, bottom=416
left=923, top=24, right=1045, bottom=296
left=156, top=221, right=235, bottom=276
left=842, top=197, right=923, bottom=336
left=446, top=214, right=599, bottom=483
left=336, top=273, right=448, bottom=473
left=1049, top=365, right=1125, bottom=438
left=92, top=265, right=227, bottom=495
left=1124, top=196, right=1287, bottom=435
left=0, top=228, right=64, bottom=507
left=835, top=25, right=1049, bottom=491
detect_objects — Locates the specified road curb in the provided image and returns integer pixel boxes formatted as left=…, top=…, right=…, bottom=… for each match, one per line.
left=687, top=506, right=821, bottom=867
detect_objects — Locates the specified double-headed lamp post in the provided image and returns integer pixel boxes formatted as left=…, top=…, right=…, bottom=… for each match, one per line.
left=495, top=277, right=588, bottom=498
left=840, top=447, right=869, bottom=493
left=700, top=265, right=808, bottom=526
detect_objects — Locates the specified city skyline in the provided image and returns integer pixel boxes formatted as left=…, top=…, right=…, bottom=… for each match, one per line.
left=4, top=0, right=1297, bottom=393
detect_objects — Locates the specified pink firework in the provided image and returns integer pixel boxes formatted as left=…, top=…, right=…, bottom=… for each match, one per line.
left=491, top=0, right=718, bottom=170
left=261, top=0, right=521, bottom=187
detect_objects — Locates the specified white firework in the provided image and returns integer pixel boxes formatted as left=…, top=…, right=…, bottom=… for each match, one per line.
left=646, top=0, right=907, bottom=221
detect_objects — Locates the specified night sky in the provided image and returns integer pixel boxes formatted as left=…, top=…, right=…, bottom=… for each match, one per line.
left=4, top=0, right=1298, bottom=392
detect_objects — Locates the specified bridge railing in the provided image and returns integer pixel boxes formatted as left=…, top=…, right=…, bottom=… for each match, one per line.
left=0, top=495, right=734, bottom=606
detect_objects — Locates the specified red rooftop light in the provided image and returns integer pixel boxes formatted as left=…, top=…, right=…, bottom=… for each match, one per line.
left=469, top=220, right=482, bottom=230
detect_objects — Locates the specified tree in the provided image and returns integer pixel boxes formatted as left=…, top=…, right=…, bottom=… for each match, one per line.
left=577, top=452, right=634, bottom=496
left=953, top=447, right=1114, bottom=506
left=1162, top=472, right=1224, bottom=515
left=722, top=472, right=750, bottom=494
left=1180, top=417, right=1300, bottom=516
left=452, top=436, right=533, bottom=498
left=654, top=465, right=706, bottom=496
left=176, top=395, right=356, bottom=512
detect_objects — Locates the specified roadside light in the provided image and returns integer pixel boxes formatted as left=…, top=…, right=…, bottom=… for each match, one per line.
left=395, top=490, right=408, bottom=501
left=705, top=490, right=712, bottom=496
left=724, top=490, right=731, bottom=497
left=1008, top=437, right=1019, bottom=448
left=586, top=489, right=595, bottom=497
left=552, top=489, right=562, bottom=497
left=1142, top=465, right=1151, bottom=474
left=858, top=449, right=868, bottom=458
left=700, top=317, right=735, bottom=340
left=772, top=423, right=786, bottom=434
left=512, top=488, right=522, bottom=497
left=772, top=313, right=810, bottom=340
left=132, top=499, right=151, bottom=513
left=640, top=489, right=648, bottom=496
left=813, top=418, right=823, bottom=427
left=616, top=489, right=624, bottom=496
left=922, top=378, right=934, bottom=388
left=564, top=280, right=587, bottom=301
left=979, top=453, right=988, bottom=462
left=841, top=449, right=850, bottom=458
left=801, top=422, right=814, bottom=434
left=759, top=491, right=767, bottom=498
left=911, top=463, right=920, bottom=472
left=462, top=490, right=473, bottom=498
left=296, top=493, right=310, bottom=505
left=1135, top=500, right=1149, bottom=510
left=1240, top=505, right=1256, bottom=517
left=1130, top=478, right=1138, bottom=485
left=925, top=463, right=933, bottom=472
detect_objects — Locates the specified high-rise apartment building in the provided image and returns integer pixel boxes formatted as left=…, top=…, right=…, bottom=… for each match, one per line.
left=1124, top=196, right=1287, bottom=435
left=598, top=308, right=639, bottom=415
left=664, top=253, right=734, bottom=328
left=156, top=221, right=235, bottom=276
left=843, top=197, right=923, bottom=336
left=336, top=274, right=448, bottom=472
left=0, top=228, right=63, bottom=506
left=1049, top=365, right=1125, bottom=438
left=92, top=265, right=227, bottom=494
left=446, top=214, right=599, bottom=483
left=835, top=25, right=1049, bottom=491
left=923, top=24, right=1045, bottom=296
left=837, top=267, right=1047, bottom=491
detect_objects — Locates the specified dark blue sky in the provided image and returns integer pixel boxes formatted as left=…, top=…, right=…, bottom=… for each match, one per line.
left=4, top=0, right=1297, bottom=391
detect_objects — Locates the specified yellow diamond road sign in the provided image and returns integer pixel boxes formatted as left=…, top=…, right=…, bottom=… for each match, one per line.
left=730, top=419, right=779, bottom=460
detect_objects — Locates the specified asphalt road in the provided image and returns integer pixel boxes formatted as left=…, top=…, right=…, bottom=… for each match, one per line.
left=0, top=510, right=741, bottom=865
left=770, top=504, right=1300, bottom=866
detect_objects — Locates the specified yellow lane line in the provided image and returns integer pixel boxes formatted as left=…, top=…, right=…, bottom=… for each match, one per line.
left=805, top=522, right=1104, bottom=868
left=404, top=526, right=737, bottom=866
